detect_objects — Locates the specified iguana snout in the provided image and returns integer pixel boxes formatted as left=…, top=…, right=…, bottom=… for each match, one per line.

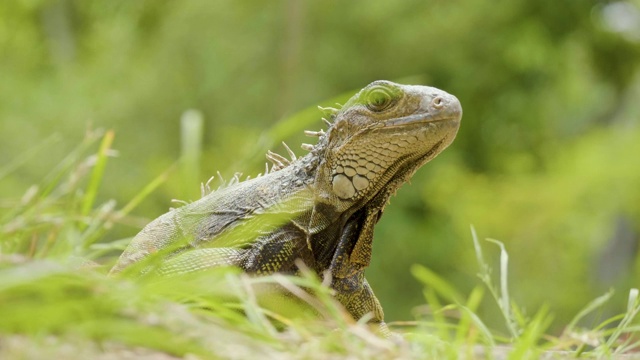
left=419, top=90, right=462, bottom=122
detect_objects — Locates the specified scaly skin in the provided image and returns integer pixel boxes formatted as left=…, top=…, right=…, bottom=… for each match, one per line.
left=111, top=80, right=462, bottom=331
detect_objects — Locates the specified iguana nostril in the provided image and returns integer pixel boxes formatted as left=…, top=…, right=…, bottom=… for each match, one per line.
left=431, top=96, right=445, bottom=109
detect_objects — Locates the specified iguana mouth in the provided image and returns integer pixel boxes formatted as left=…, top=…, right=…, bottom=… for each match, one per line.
left=381, top=113, right=460, bottom=128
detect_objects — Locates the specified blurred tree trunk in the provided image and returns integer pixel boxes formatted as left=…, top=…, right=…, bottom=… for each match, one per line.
left=41, top=0, right=76, bottom=65
left=594, top=215, right=639, bottom=288
left=278, top=0, right=306, bottom=117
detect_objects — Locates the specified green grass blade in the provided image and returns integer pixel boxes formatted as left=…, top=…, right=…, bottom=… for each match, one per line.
left=606, top=288, right=640, bottom=350
left=39, top=130, right=104, bottom=199
left=486, top=238, right=519, bottom=338
left=0, top=134, right=61, bottom=181
left=412, top=264, right=463, bottom=304
left=507, top=305, right=553, bottom=360
left=180, top=110, right=204, bottom=200
left=458, top=304, right=496, bottom=347
left=119, top=163, right=177, bottom=217
left=455, top=286, right=485, bottom=346
left=566, top=289, right=614, bottom=332
left=80, top=130, right=115, bottom=217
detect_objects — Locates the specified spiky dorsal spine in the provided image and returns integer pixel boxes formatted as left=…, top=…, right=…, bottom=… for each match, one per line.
left=199, top=104, right=336, bottom=198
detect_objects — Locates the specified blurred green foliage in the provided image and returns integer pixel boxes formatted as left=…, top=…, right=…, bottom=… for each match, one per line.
left=1, top=0, right=639, bottom=331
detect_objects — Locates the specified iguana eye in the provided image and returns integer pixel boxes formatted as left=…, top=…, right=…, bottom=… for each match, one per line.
left=365, top=86, right=394, bottom=112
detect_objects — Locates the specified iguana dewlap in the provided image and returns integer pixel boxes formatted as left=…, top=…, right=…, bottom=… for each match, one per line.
left=111, top=80, right=462, bottom=330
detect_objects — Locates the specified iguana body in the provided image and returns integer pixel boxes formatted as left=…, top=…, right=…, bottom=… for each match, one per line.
left=111, top=80, right=462, bottom=329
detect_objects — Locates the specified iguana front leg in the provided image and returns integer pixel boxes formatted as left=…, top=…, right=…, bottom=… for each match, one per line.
left=331, top=272, right=389, bottom=334
left=158, top=224, right=311, bottom=276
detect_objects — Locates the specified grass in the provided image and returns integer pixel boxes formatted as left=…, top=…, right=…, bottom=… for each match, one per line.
left=0, top=129, right=638, bottom=359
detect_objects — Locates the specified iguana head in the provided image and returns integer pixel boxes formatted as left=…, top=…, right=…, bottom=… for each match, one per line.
left=312, top=80, right=462, bottom=212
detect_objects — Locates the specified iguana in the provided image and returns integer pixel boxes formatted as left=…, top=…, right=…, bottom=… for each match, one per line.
left=110, top=80, right=462, bottom=332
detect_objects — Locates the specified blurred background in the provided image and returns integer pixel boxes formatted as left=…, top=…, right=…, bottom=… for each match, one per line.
left=1, top=0, right=639, bottom=332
